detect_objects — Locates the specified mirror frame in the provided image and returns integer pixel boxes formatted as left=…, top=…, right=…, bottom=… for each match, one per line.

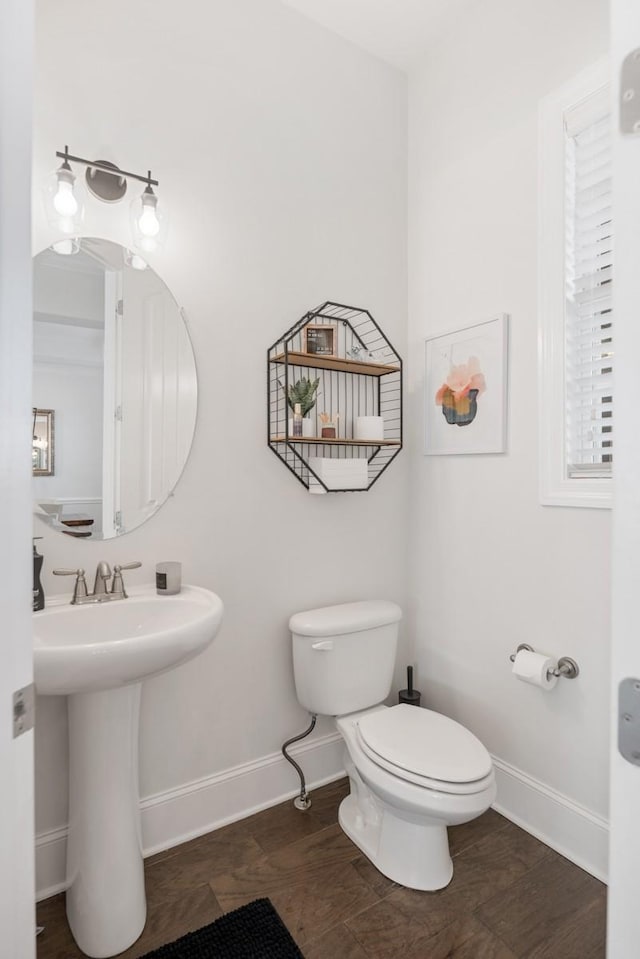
left=32, top=237, right=198, bottom=540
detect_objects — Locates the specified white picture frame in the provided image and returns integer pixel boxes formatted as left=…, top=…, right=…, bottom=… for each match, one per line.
left=424, top=314, right=509, bottom=455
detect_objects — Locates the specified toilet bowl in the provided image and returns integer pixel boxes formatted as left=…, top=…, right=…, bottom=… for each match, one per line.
left=289, top=600, right=496, bottom=891
left=336, top=704, right=496, bottom=890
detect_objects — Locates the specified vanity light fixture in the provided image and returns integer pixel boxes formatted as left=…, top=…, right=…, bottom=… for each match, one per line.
left=45, top=146, right=167, bottom=258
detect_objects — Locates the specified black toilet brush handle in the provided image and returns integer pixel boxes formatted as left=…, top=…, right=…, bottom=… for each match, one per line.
left=399, top=666, right=421, bottom=707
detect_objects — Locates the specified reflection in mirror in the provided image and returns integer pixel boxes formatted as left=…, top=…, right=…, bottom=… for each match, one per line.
left=33, top=238, right=197, bottom=540
left=32, top=408, right=54, bottom=476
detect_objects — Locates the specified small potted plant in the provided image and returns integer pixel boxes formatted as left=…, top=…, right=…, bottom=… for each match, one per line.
left=284, top=377, right=320, bottom=437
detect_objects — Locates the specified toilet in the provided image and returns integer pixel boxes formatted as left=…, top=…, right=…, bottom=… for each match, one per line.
left=289, top=600, right=496, bottom=891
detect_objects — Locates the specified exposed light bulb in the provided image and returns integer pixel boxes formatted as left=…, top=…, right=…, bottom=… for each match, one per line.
left=53, top=169, right=78, bottom=218
left=44, top=156, right=84, bottom=236
left=130, top=181, right=167, bottom=255
left=137, top=192, right=160, bottom=237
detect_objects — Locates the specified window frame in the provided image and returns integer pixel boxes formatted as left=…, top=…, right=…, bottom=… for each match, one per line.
left=538, top=59, right=612, bottom=509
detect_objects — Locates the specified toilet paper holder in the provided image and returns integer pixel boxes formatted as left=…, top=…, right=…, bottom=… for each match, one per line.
left=509, top=644, right=580, bottom=680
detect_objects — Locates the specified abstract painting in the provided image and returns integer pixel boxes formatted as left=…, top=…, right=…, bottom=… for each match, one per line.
left=424, top=315, right=508, bottom=455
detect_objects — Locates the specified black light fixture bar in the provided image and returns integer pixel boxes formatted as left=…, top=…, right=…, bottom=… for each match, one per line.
left=56, top=146, right=159, bottom=188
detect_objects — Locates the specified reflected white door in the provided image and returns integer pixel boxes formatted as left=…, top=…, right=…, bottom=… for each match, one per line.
left=102, top=269, right=123, bottom=538
left=0, top=0, right=36, bottom=955
left=608, top=4, right=640, bottom=957
left=117, top=268, right=196, bottom=534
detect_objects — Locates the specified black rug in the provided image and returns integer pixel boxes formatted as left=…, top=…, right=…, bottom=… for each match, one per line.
left=139, top=898, right=305, bottom=958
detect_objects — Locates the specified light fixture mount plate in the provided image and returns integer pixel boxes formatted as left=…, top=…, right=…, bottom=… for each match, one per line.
left=85, top=160, right=127, bottom=203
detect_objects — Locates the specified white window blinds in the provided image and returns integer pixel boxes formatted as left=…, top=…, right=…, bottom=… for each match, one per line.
left=564, top=98, right=613, bottom=477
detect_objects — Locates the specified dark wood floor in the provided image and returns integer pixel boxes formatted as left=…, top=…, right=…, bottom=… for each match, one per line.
left=36, top=778, right=606, bottom=958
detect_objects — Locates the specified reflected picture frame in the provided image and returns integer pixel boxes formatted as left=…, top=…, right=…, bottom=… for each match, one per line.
left=32, top=408, right=55, bottom=476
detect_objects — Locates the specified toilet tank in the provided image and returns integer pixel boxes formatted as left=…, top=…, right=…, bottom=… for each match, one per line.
left=290, top=600, right=402, bottom=716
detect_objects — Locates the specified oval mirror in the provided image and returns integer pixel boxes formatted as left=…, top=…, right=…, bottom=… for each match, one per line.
left=33, top=238, right=197, bottom=540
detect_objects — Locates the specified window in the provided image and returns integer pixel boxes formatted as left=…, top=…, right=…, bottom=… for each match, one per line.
left=539, top=60, right=612, bottom=508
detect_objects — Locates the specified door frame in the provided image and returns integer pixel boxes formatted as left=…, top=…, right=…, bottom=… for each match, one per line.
left=0, top=0, right=36, bottom=955
left=608, top=3, right=640, bottom=956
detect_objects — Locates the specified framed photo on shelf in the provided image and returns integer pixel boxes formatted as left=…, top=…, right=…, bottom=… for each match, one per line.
left=304, top=324, right=336, bottom=357
left=424, top=314, right=508, bottom=455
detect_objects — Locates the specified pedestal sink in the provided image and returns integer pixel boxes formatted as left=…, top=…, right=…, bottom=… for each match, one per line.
left=33, top=584, right=224, bottom=959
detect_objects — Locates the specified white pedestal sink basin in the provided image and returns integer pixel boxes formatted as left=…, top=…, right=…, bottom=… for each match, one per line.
left=33, top=585, right=224, bottom=958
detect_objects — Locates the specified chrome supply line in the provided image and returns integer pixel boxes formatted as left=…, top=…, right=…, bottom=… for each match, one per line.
left=281, top=714, right=317, bottom=810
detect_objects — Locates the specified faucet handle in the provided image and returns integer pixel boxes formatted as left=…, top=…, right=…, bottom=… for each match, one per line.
left=52, top=568, right=88, bottom=604
left=111, top=562, right=141, bottom=599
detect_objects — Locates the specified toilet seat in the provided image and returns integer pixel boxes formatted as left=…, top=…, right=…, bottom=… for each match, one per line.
left=355, top=704, right=493, bottom=796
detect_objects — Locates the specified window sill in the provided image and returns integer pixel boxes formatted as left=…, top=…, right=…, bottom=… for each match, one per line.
left=540, top=478, right=612, bottom=509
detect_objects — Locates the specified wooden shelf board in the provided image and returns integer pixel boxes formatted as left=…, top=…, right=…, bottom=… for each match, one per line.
left=271, top=351, right=400, bottom=376
left=271, top=435, right=401, bottom=447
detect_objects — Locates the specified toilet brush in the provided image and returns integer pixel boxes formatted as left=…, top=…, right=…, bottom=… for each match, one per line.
left=399, top=665, right=421, bottom=707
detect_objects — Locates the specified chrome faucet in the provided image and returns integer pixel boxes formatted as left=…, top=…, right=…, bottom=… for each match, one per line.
left=53, top=562, right=142, bottom=604
left=92, top=561, right=112, bottom=598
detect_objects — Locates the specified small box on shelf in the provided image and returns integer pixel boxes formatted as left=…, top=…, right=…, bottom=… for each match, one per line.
left=307, top=456, right=368, bottom=491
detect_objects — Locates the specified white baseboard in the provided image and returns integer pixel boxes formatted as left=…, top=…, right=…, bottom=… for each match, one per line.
left=491, top=754, right=609, bottom=883
left=35, top=825, right=69, bottom=903
left=36, top=740, right=609, bottom=901
left=35, top=731, right=345, bottom=901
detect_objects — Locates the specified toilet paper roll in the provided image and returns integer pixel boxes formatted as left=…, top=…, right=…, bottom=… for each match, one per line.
left=511, top=649, right=558, bottom=690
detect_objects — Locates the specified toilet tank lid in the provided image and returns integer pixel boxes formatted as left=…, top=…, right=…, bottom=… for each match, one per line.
left=289, top=600, right=402, bottom=637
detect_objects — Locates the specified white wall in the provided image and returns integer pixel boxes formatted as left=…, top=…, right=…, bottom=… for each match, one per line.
left=33, top=0, right=408, bottom=881
left=408, top=0, right=610, bottom=875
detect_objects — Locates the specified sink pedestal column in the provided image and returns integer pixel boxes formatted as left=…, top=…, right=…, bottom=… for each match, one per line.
left=66, top=683, right=146, bottom=958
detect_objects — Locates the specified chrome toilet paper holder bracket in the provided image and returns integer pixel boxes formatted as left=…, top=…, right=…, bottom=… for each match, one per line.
left=509, top=643, right=580, bottom=680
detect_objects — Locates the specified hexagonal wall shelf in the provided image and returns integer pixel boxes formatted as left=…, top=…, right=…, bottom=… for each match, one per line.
left=267, top=301, right=403, bottom=493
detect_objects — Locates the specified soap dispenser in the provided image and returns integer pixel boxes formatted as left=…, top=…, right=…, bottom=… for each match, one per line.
left=33, top=537, right=44, bottom=611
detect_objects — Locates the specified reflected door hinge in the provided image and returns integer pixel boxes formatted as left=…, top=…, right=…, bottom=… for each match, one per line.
left=13, top=684, right=35, bottom=738
left=621, top=49, right=640, bottom=134
left=115, top=405, right=123, bottom=422
left=116, top=299, right=124, bottom=316
left=114, top=510, right=122, bottom=529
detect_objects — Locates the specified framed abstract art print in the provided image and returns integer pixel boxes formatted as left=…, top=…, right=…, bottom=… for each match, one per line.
left=424, top=315, right=508, bottom=455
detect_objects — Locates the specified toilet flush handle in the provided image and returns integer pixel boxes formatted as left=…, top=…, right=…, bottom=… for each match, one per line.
left=311, top=640, right=334, bottom=651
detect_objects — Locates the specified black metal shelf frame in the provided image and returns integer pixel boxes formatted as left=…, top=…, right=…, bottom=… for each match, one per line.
left=267, top=301, right=403, bottom=493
